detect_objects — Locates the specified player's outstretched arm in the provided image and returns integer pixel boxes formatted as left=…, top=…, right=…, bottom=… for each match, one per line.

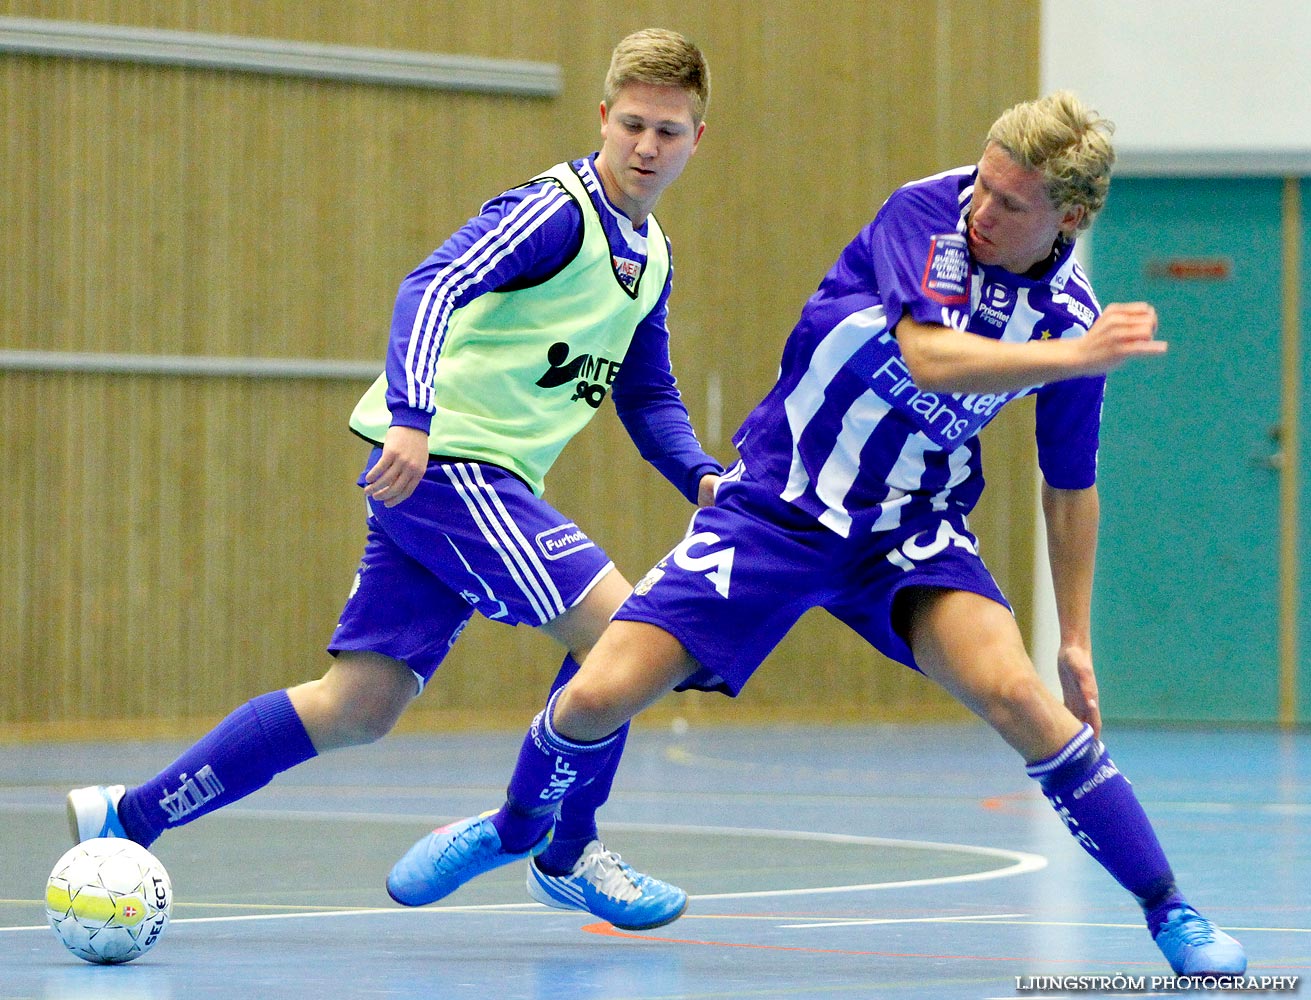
left=895, top=302, right=1166, bottom=395
left=1075, top=302, right=1167, bottom=376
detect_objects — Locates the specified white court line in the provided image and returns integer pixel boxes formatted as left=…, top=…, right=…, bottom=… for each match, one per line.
left=1, top=802, right=1050, bottom=880
left=3, top=821, right=1046, bottom=936
left=9, top=794, right=1311, bottom=816
left=779, top=912, right=1026, bottom=929
left=7, top=909, right=1310, bottom=936
left=621, top=821, right=1047, bottom=900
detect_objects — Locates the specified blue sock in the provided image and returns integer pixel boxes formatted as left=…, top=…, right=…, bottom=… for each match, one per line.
left=117, top=690, right=317, bottom=848
left=490, top=688, right=622, bottom=854
left=1027, top=725, right=1184, bottom=933
left=537, top=722, right=628, bottom=874
left=534, top=655, right=630, bottom=875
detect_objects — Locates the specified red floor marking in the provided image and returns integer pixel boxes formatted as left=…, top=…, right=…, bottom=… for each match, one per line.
left=981, top=791, right=1036, bottom=813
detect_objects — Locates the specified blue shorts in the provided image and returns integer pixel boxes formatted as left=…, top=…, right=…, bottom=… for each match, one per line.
left=329, top=451, right=614, bottom=688
left=615, top=472, right=1010, bottom=695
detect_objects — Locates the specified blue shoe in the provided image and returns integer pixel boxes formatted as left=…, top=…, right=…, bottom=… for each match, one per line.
left=387, top=813, right=552, bottom=907
left=1153, top=906, right=1247, bottom=975
left=66, top=785, right=128, bottom=842
left=527, top=840, right=688, bottom=930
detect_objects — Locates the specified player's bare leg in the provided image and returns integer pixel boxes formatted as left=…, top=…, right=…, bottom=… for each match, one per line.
left=550, top=620, right=699, bottom=741
left=287, top=651, right=417, bottom=752
left=904, top=588, right=1078, bottom=760
left=906, top=587, right=1245, bottom=975
left=538, top=566, right=632, bottom=664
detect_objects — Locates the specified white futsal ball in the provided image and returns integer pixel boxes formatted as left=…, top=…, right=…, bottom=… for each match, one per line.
left=45, top=838, right=172, bottom=964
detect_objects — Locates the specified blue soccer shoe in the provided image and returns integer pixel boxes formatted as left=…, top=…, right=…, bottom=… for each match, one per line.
left=1153, top=906, right=1247, bottom=975
left=527, top=840, right=688, bottom=930
left=387, top=812, right=551, bottom=907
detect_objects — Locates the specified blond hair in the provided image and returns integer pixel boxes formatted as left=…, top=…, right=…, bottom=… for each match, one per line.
left=986, top=91, right=1115, bottom=233
left=604, top=29, right=710, bottom=124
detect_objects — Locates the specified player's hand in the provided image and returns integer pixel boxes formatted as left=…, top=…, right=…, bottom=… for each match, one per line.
left=363, top=425, right=430, bottom=507
left=697, top=473, right=720, bottom=508
left=1078, top=302, right=1167, bottom=375
left=1056, top=644, right=1102, bottom=740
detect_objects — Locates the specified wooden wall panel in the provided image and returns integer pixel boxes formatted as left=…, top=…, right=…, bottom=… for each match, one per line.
left=1, top=0, right=1040, bottom=735
left=0, top=374, right=369, bottom=731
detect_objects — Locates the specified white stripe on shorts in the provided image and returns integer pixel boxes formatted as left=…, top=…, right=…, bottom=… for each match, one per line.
left=443, top=463, right=566, bottom=624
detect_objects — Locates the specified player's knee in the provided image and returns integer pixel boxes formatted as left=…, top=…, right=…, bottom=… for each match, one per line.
left=342, top=701, right=402, bottom=745
left=308, top=653, right=417, bottom=747
left=979, top=670, right=1050, bottom=736
left=553, top=682, right=628, bottom=743
left=347, top=678, right=415, bottom=743
left=301, top=678, right=409, bottom=749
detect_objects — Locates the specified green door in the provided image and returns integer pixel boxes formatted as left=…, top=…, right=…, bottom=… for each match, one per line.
left=1301, top=178, right=1311, bottom=724
left=1088, top=177, right=1285, bottom=723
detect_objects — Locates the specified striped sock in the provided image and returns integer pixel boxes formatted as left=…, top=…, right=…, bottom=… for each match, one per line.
left=1027, top=724, right=1181, bottom=917
left=491, top=689, right=622, bottom=854
left=535, top=655, right=630, bottom=874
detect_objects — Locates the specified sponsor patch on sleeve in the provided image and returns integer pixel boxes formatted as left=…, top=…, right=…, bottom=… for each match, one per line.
left=920, top=233, right=971, bottom=305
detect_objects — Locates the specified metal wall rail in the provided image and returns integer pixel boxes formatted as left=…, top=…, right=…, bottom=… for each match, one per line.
left=0, top=349, right=380, bottom=381
left=0, top=16, right=562, bottom=96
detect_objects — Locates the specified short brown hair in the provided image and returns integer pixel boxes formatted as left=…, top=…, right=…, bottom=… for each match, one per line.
left=986, top=91, right=1115, bottom=233
left=604, top=29, right=710, bottom=124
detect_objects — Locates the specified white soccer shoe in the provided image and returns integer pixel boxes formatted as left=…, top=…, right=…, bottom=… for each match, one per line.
left=67, top=784, right=129, bottom=843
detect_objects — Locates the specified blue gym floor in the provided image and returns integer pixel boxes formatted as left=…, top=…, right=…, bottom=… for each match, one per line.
left=3, top=722, right=1308, bottom=999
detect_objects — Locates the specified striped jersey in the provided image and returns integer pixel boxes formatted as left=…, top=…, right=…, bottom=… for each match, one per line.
left=734, top=165, right=1106, bottom=538
left=353, top=154, right=719, bottom=502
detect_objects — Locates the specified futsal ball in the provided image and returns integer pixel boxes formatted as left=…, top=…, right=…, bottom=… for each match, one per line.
left=45, top=838, right=172, bottom=964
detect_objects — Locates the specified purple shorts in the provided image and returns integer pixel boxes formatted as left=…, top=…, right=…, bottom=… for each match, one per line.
left=329, top=451, right=614, bottom=687
left=615, top=474, right=1010, bottom=695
